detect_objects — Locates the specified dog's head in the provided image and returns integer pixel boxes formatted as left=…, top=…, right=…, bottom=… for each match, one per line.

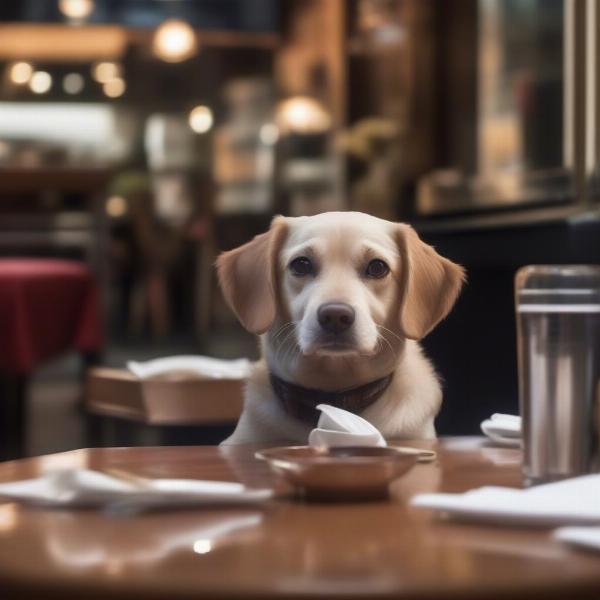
left=217, top=212, right=464, bottom=358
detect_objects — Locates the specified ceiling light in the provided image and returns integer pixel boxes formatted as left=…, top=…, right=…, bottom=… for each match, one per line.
left=193, top=539, right=213, bottom=554
left=106, top=195, right=128, bottom=218
left=63, top=73, right=84, bottom=94
left=103, top=78, right=125, bottom=98
left=153, top=19, right=198, bottom=63
left=29, top=71, right=52, bottom=94
left=259, top=123, right=279, bottom=145
left=188, top=105, right=213, bottom=134
left=92, top=62, right=121, bottom=83
left=58, top=0, right=94, bottom=20
left=276, top=96, right=332, bottom=135
left=9, top=61, right=33, bottom=85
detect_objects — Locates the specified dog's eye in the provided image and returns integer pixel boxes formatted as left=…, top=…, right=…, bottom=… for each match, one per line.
left=289, top=256, right=314, bottom=277
left=365, top=259, right=390, bottom=279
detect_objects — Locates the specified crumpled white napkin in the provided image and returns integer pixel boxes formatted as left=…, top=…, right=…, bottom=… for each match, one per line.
left=480, top=413, right=521, bottom=447
left=411, top=473, right=600, bottom=526
left=0, top=469, right=272, bottom=511
left=308, top=404, right=386, bottom=448
left=127, top=355, right=252, bottom=380
left=554, top=526, right=600, bottom=552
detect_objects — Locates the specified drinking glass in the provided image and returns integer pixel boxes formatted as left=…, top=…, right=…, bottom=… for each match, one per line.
left=515, top=265, right=600, bottom=484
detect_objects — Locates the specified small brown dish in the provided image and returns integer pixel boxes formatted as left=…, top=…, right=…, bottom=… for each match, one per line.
left=255, top=446, right=419, bottom=501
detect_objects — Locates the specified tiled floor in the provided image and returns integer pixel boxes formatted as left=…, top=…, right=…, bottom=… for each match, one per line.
left=26, top=332, right=257, bottom=457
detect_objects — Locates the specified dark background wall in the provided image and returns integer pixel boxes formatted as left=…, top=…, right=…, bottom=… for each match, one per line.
left=420, top=214, right=600, bottom=434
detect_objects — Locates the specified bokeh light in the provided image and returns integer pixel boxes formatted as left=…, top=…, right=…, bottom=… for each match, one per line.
left=29, top=71, right=52, bottom=94
left=58, top=0, right=95, bottom=20
left=63, top=73, right=85, bottom=95
left=9, top=62, right=33, bottom=85
left=103, top=78, right=126, bottom=98
left=153, top=19, right=198, bottom=63
left=188, top=105, right=213, bottom=134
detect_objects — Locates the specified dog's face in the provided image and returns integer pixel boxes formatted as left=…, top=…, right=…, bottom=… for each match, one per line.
left=279, top=213, right=403, bottom=356
left=217, top=212, right=464, bottom=359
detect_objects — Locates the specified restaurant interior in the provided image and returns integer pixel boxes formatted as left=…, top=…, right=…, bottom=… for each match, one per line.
left=1, top=1, right=600, bottom=598
left=1, top=0, right=599, bottom=460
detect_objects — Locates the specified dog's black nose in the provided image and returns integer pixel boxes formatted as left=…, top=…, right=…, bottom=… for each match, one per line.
left=317, top=302, right=355, bottom=334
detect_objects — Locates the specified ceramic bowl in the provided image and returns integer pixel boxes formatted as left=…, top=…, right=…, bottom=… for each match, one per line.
left=255, top=445, right=421, bottom=501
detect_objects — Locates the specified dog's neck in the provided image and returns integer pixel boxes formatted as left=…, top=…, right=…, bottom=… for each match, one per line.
left=269, top=371, right=394, bottom=427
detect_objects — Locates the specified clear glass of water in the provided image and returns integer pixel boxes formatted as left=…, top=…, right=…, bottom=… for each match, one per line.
left=515, top=265, right=600, bottom=484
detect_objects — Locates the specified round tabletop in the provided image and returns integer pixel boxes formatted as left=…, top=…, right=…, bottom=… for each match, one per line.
left=0, top=438, right=598, bottom=600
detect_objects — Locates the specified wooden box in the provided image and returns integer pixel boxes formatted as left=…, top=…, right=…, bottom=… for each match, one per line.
left=85, top=367, right=244, bottom=425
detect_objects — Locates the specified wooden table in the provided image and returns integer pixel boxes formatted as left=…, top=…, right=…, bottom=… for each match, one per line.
left=0, top=438, right=598, bottom=600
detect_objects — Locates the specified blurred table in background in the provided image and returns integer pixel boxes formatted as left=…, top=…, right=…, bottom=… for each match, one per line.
left=0, top=258, right=104, bottom=460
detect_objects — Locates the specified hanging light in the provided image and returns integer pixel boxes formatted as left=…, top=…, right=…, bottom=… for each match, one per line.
left=92, top=62, right=121, bottom=83
left=63, top=73, right=85, bottom=95
left=103, top=78, right=126, bottom=98
left=9, top=62, right=33, bottom=85
left=29, top=71, right=52, bottom=94
left=152, top=19, right=198, bottom=63
left=276, top=96, right=332, bottom=135
left=106, top=196, right=128, bottom=218
left=188, top=105, right=213, bottom=134
left=58, top=0, right=95, bottom=21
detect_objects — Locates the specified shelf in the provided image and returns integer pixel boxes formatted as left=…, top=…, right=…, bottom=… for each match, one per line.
left=0, top=24, right=280, bottom=62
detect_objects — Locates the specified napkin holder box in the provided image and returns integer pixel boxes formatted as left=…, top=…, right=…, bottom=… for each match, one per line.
left=85, top=367, right=244, bottom=425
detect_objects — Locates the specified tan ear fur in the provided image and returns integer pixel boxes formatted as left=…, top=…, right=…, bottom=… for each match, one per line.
left=216, top=218, right=287, bottom=334
left=396, top=224, right=465, bottom=340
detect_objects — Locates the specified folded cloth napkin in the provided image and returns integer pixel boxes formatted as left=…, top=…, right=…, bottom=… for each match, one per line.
left=411, top=473, right=600, bottom=526
left=0, top=469, right=273, bottom=511
left=308, top=404, right=386, bottom=448
left=480, top=413, right=521, bottom=447
left=554, top=526, right=600, bottom=552
left=127, top=355, right=251, bottom=380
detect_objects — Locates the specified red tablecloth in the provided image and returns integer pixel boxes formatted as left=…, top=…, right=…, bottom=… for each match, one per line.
left=0, top=259, right=104, bottom=374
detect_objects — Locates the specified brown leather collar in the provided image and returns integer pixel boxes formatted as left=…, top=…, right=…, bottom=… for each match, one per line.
left=270, top=372, right=394, bottom=427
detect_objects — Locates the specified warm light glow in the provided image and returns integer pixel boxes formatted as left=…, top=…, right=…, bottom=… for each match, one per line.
left=58, top=0, right=95, bottom=20
left=63, top=72, right=84, bottom=94
left=188, top=105, right=213, bottom=134
left=0, top=504, right=18, bottom=532
left=276, top=96, right=331, bottom=134
left=29, top=71, right=52, bottom=94
left=106, top=195, right=127, bottom=218
left=92, top=61, right=121, bottom=83
left=103, top=78, right=125, bottom=98
left=153, top=19, right=198, bottom=63
left=260, top=123, right=279, bottom=145
left=9, top=61, right=33, bottom=85
left=193, top=539, right=213, bottom=554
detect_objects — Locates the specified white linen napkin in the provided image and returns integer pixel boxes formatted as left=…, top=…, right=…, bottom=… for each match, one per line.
left=0, top=469, right=272, bottom=511
left=127, top=355, right=252, bottom=380
left=411, top=473, right=600, bottom=526
left=553, top=526, right=600, bottom=552
left=480, top=413, right=521, bottom=447
left=308, top=404, right=386, bottom=448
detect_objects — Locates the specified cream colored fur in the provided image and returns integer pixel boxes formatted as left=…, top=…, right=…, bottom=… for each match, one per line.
left=217, top=212, right=464, bottom=445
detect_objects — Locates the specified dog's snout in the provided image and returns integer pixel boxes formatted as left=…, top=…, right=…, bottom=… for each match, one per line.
left=317, top=302, right=355, bottom=334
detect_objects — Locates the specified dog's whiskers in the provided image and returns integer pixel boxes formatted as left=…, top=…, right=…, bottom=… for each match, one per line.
left=270, top=321, right=295, bottom=344
left=376, top=329, right=397, bottom=361
left=376, top=324, right=404, bottom=345
left=274, top=324, right=299, bottom=364
left=281, top=330, right=302, bottom=366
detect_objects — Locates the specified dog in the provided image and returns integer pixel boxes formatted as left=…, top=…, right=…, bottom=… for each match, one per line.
left=217, top=211, right=464, bottom=445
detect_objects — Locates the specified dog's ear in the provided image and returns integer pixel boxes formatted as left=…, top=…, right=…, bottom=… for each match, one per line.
left=216, top=217, right=288, bottom=334
left=396, top=224, right=465, bottom=340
